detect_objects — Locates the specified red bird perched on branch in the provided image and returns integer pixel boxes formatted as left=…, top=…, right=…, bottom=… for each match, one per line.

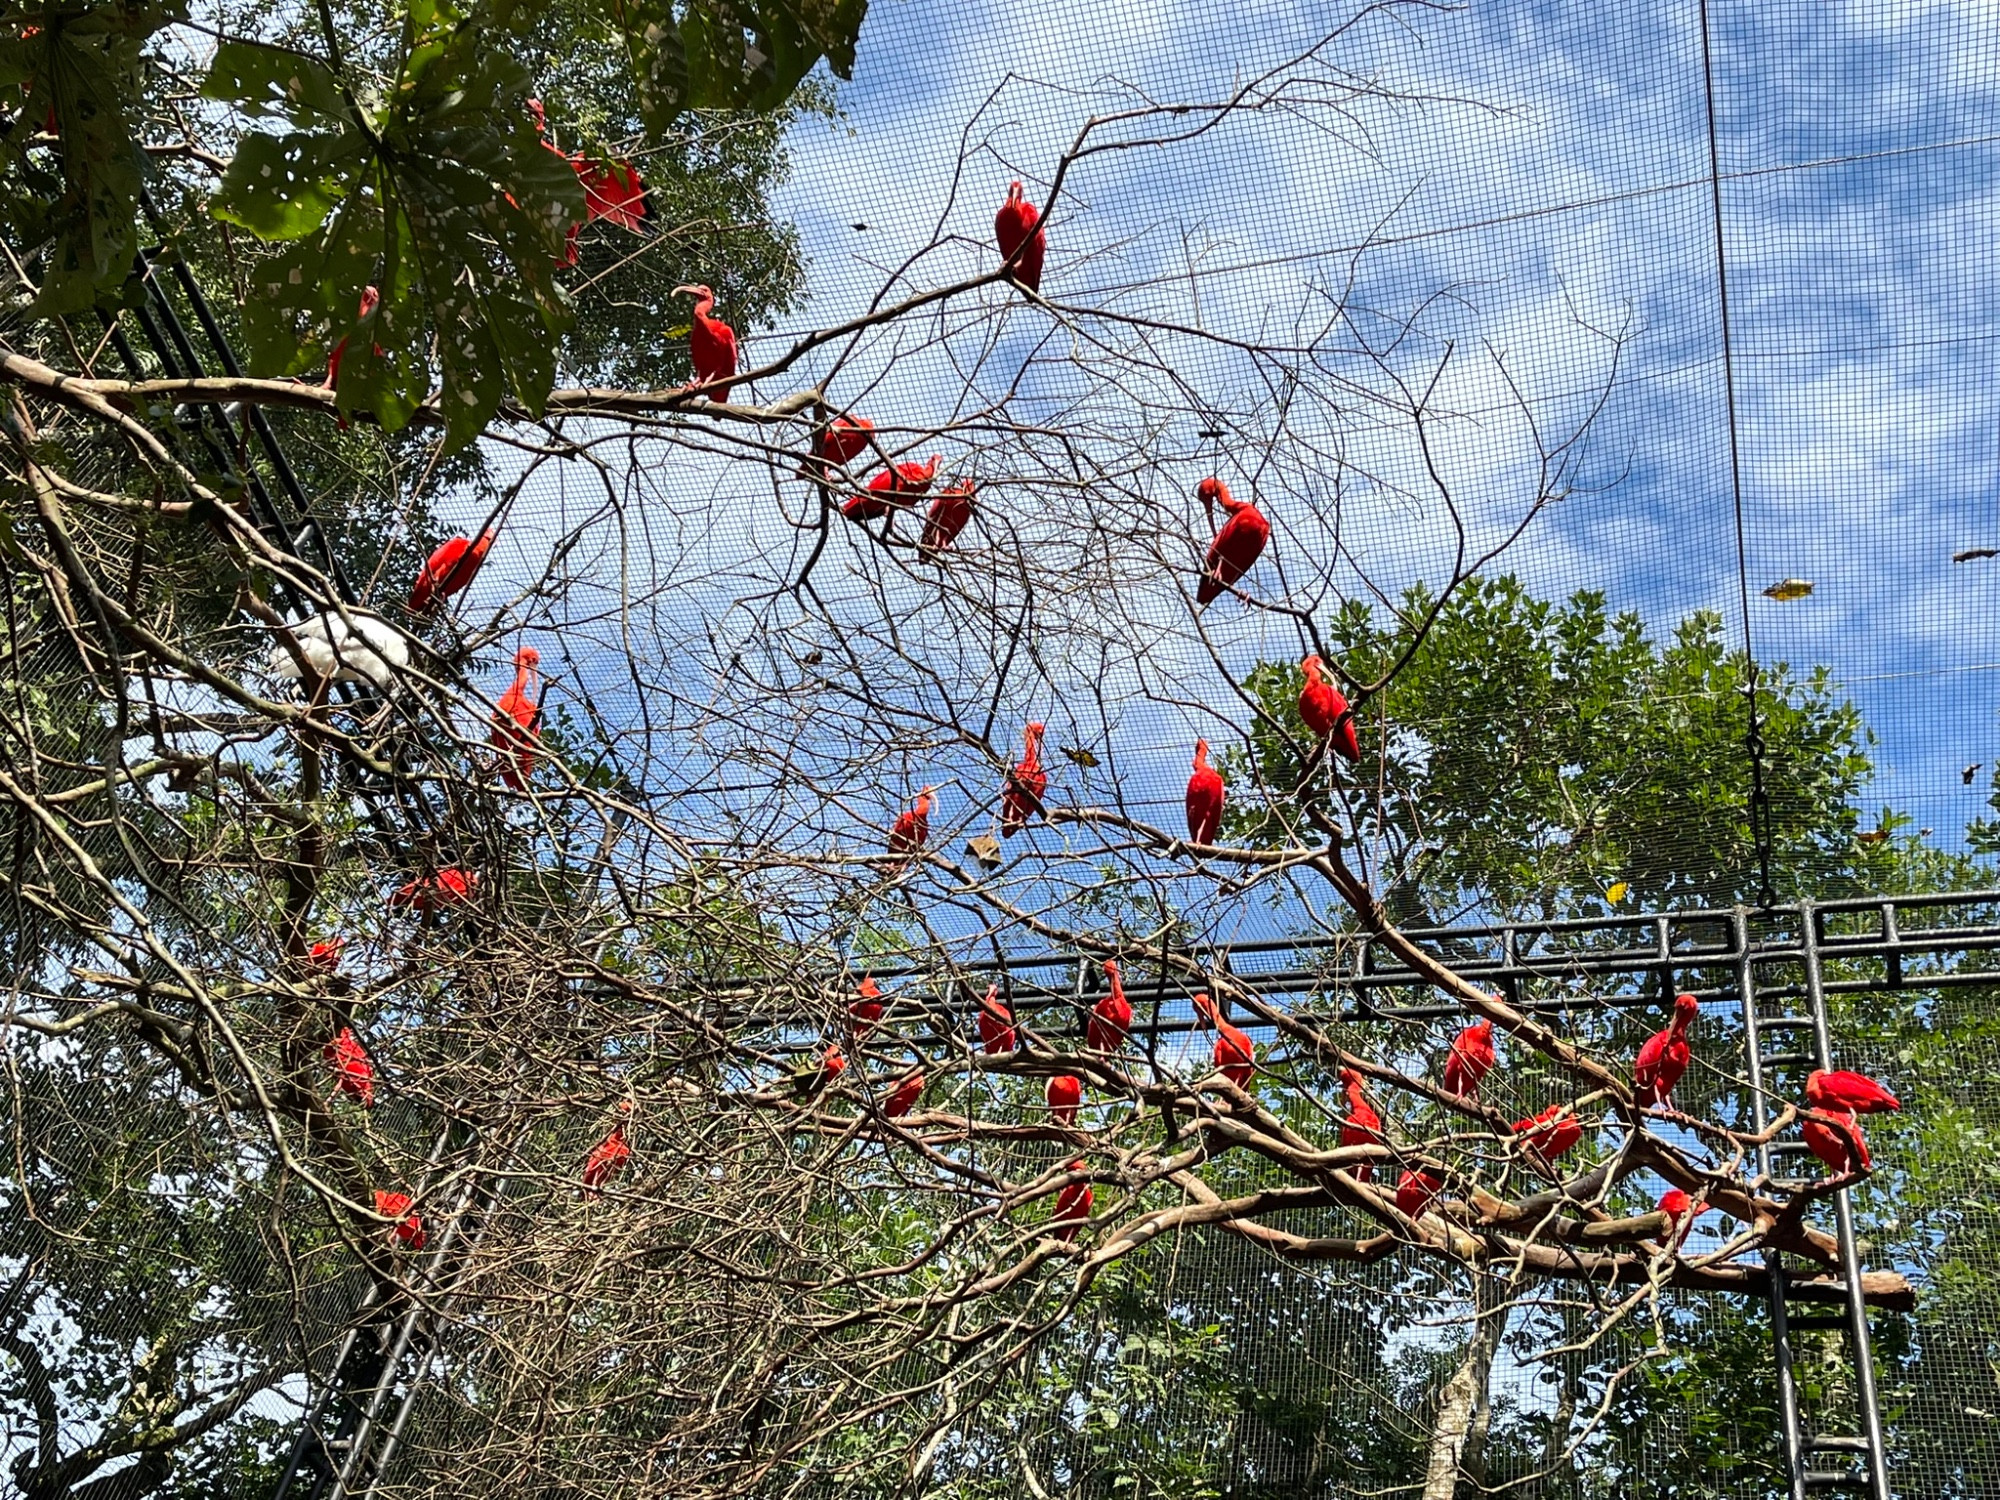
left=1186, top=739, right=1225, bottom=844
left=814, top=413, right=874, bottom=468
left=408, top=530, right=496, bottom=614
left=672, top=284, right=737, bottom=402
left=1194, top=478, right=1271, bottom=606
left=1087, top=960, right=1132, bottom=1053
left=848, top=977, right=885, bottom=1040
left=1634, top=992, right=1699, bottom=1108
left=1442, top=1018, right=1497, bottom=1100
left=977, top=984, right=1016, bottom=1054
left=921, top=480, right=976, bottom=553
left=1513, top=1104, right=1583, bottom=1163
left=1000, top=722, right=1047, bottom=836
left=388, top=867, right=478, bottom=913
left=1806, top=1069, right=1901, bottom=1114
left=324, top=1027, right=374, bottom=1107
left=374, top=1191, right=426, bottom=1251
left=490, top=646, right=541, bottom=791
left=582, top=1105, right=633, bottom=1197
left=1050, top=1161, right=1091, bottom=1241
left=888, top=788, right=932, bottom=862
left=994, top=180, right=1047, bottom=294
left=820, top=1046, right=846, bottom=1081
left=1395, top=1169, right=1442, bottom=1219
left=1801, top=1069, right=1899, bottom=1177
left=304, top=938, right=346, bottom=975
left=884, top=1069, right=925, bottom=1118
left=1338, top=1068, right=1383, bottom=1183
left=1655, top=1187, right=1703, bottom=1251
left=1298, top=655, right=1361, bottom=763
left=844, top=455, right=940, bottom=522
left=1046, top=1073, right=1082, bottom=1125
left=576, top=158, right=646, bottom=231
left=1192, top=991, right=1254, bottom=1089
left=324, top=285, right=381, bottom=392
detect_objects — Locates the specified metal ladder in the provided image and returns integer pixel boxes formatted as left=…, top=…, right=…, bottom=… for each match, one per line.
left=1736, top=903, right=1893, bottom=1498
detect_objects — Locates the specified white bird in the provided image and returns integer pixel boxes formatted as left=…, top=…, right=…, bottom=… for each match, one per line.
left=264, top=611, right=409, bottom=690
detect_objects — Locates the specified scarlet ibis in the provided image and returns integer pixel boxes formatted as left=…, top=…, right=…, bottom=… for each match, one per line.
left=408, top=530, right=496, bottom=614
left=1513, top=1104, right=1583, bottom=1162
left=884, top=1069, right=924, bottom=1118
left=489, top=645, right=541, bottom=792
left=1338, top=1068, right=1382, bottom=1183
left=921, top=480, right=976, bottom=552
left=814, top=414, right=874, bottom=468
left=888, top=788, right=932, bottom=860
left=1805, top=1069, right=1900, bottom=1114
left=994, top=181, right=1046, bottom=293
left=1634, top=992, right=1700, bottom=1108
left=1051, top=1161, right=1091, bottom=1241
left=582, top=1106, right=633, bottom=1197
left=1001, top=723, right=1047, bottom=836
left=843, top=455, right=939, bottom=522
left=374, top=1190, right=425, bottom=1250
left=576, top=158, right=646, bottom=231
left=324, top=1027, right=374, bottom=1107
left=388, top=867, right=478, bottom=913
left=1192, top=991, right=1254, bottom=1088
left=1802, top=1106, right=1871, bottom=1175
left=976, top=983, right=1016, bottom=1053
left=673, top=285, right=737, bottom=402
left=1395, top=1169, right=1442, bottom=1219
left=821, top=1046, right=846, bottom=1080
left=325, top=285, right=381, bottom=391
left=266, top=611, right=409, bottom=690
left=1046, top=1073, right=1082, bottom=1125
left=1442, top=1018, right=1497, bottom=1100
left=1655, top=1187, right=1701, bottom=1251
left=1298, top=655, right=1360, bottom=763
left=1185, top=739, right=1225, bottom=844
left=1087, top=960, right=1132, bottom=1053
left=1194, top=478, right=1271, bottom=606
left=304, top=938, right=346, bottom=975
left=848, top=977, right=885, bottom=1039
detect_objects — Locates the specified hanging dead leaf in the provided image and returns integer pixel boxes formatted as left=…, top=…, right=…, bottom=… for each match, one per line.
left=1855, top=829, right=1891, bottom=847
left=1060, top=746, right=1099, bottom=768
left=1605, top=881, right=1628, bottom=905
left=1954, top=548, right=1998, bottom=563
left=801, top=649, right=824, bottom=664
left=1762, top=578, right=1814, bottom=601
left=966, top=834, right=1003, bottom=869
left=1965, top=763, right=1982, bottom=785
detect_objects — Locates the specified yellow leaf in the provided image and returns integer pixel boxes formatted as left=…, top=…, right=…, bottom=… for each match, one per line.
left=665, top=324, right=692, bottom=339
left=1606, top=881, right=1628, bottom=904
left=966, top=835, right=1003, bottom=869
left=1060, top=746, right=1099, bottom=767
left=1762, top=578, right=1814, bottom=601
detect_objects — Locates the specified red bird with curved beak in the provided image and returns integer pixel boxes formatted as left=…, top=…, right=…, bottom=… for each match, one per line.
left=1634, top=992, right=1700, bottom=1108
left=305, top=938, right=346, bottom=975
left=374, top=1190, right=425, bottom=1251
left=1192, top=991, right=1254, bottom=1089
left=408, top=529, right=496, bottom=614
left=976, top=984, right=1016, bottom=1054
left=883, top=1068, right=924, bottom=1118
left=1046, top=1073, right=1082, bottom=1125
left=1655, top=1187, right=1703, bottom=1251
left=888, top=788, right=932, bottom=861
left=1513, top=1104, right=1583, bottom=1163
left=814, top=413, right=874, bottom=468
left=844, top=455, right=939, bottom=522
left=1801, top=1068, right=1899, bottom=1177
left=1442, top=1018, right=1497, bottom=1100
left=673, top=284, right=737, bottom=402
left=1000, top=722, right=1047, bottom=836
left=921, top=480, right=976, bottom=552
left=1299, top=655, right=1361, bottom=763
left=1395, top=1169, right=1442, bottom=1219
left=1338, top=1068, right=1383, bottom=1183
left=995, top=181, right=1047, bottom=293
left=325, top=285, right=381, bottom=392
left=1185, top=738, right=1225, bottom=844
left=848, top=977, right=885, bottom=1040
left=1194, top=478, right=1271, bottom=606
left=388, top=867, right=478, bottom=913
left=582, top=1103, right=633, bottom=1197
left=1050, top=1160, right=1091, bottom=1241
left=1806, top=1069, right=1901, bottom=1114
left=490, top=646, right=541, bottom=791
left=1087, top=959, right=1132, bottom=1054
left=324, top=1027, right=374, bottom=1107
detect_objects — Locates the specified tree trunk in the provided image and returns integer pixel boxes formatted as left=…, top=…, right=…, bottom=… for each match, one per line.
left=1423, top=1274, right=1509, bottom=1500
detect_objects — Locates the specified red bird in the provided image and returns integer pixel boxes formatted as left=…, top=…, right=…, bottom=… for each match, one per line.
left=304, top=938, right=346, bottom=975
left=921, top=480, right=976, bottom=552
left=848, top=976, right=885, bottom=1040
left=374, top=1190, right=425, bottom=1251
left=408, top=530, right=496, bottom=614
left=1513, top=1104, right=1584, bottom=1163
left=1802, top=1106, right=1872, bottom=1176
left=1634, top=992, right=1700, bottom=1108
left=1805, top=1069, right=1901, bottom=1114
left=1192, top=991, right=1254, bottom=1089
left=490, top=645, right=541, bottom=791
left=325, top=284, right=382, bottom=391
left=844, top=455, right=939, bottom=522
left=1000, top=722, right=1047, bottom=836
left=976, top=984, right=1016, bottom=1054
left=673, top=284, right=737, bottom=402
left=994, top=180, right=1047, bottom=293
left=814, top=413, right=875, bottom=468
left=1442, top=1018, right=1497, bottom=1100
left=1046, top=1073, right=1082, bottom=1125
left=1194, top=478, right=1271, bottom=605
left=1298, top=655, right=1361, bottom=763
left=888, top=788, right=932, bottom=861
left=1051, top=1161, right=1091, bottom=1241
left=1185, top=738, right=1225, bottom=844
left=820, top=1046, right=847, bottom=1081
left=1655, top=1187, right=1702, bottom=1251
left=388, top=867, right=478, bottom=913
left=1338, top=1068, right=1383, bottom=1183
left=582, top=1108, right=633, bottom=1197
left=1395, top=1169, right=1442, bottom=1219
left=576, top=158, right=646, bottom=231
left=884, top=1069, right=925, bottom=1118
left=1087, top=960, right=1132, bottom=1053
left=324, top=1027, right=374, bottom=1107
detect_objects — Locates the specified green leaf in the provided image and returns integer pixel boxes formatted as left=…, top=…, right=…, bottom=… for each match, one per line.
left=681, top=0, right=868, bottom=112
left=213, top=130, right=362, bottom=240
left=611, top=0, right=690, bottom=132
left=200, top=40, right=348, bottom=121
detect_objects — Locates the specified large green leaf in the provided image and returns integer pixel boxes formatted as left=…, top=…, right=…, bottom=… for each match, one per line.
left=200, top=40, right=348, bottom=122
left=213, top=129, right=364, bottom=240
